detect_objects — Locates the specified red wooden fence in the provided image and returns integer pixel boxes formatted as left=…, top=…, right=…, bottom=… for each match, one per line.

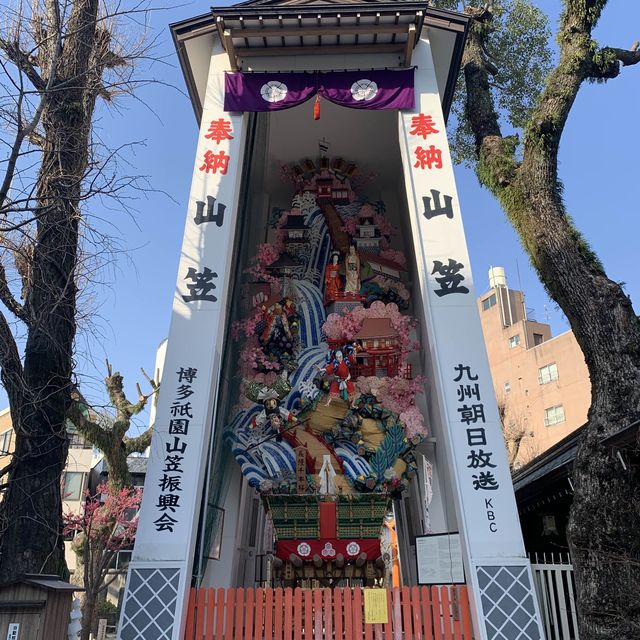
left=185, top=586, right=474, bottom=640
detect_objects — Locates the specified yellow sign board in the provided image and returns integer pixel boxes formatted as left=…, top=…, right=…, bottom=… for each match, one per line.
left=364, top=589, right=389, bottom=624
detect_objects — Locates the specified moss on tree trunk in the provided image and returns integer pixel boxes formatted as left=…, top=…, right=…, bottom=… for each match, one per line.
left=459, top=3, right=640, bottom=637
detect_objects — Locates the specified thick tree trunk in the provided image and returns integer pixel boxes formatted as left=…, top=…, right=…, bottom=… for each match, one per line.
left=509, top=166, right=640, bottom=639
left=0, top=0, right=100, bottom=583
left=461, top=4, right=640, bottom=638
left=81, top=586, right=98, bottom=640
left=511, top=23, right=640, bottom=639
left=105, top=441, right=133, bottom=491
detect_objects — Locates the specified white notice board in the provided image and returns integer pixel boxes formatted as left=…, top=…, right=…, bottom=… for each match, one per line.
left=7, top=624, right=20, bottom=640
left=415, top=533, right=465, bottom=584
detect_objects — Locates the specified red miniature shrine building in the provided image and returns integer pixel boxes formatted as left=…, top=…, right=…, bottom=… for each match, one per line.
left=316, top=177, right=332, bottom=201
left=354, top=318, right=401, bottom=378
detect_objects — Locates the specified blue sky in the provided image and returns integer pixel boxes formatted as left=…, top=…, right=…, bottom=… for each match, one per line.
left=38, top=1, right=640, bottom=430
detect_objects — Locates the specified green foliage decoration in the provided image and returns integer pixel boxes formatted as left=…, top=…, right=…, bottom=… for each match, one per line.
left=369, top=424, right=405, bottom=483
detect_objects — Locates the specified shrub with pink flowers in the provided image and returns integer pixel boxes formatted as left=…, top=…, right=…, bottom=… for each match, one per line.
left=64, top=483, right=141, bottom=639
left=373, top=212, right=397, bottom=239
left=379, top=249, right=407, bottom=267
left=232, top=310, right=261, bottom=341
left=246, top=242, right=282, bottom=284
left=239, top=339, right=283, bottom=376
left=340, top=216, right=359, bottom=236
left=355, top=375, right=428, bottom=439
left=399, top=406, right=428, bottom=439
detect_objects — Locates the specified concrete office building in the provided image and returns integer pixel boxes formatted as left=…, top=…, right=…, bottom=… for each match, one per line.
left=477, top=267, right=591, bottom=467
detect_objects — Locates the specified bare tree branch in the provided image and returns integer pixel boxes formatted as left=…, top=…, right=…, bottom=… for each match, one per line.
left=68, top=362, right=158, bottom=491
left=0, top=309, right=24, bottom=408
left=124, top=429, right=152, bottom=455
left=0, top=260, right=27, bottom=321
left=0, top=38, right=45, bottom=90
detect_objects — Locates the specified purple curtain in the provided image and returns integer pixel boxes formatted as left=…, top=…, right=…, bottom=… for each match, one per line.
left=224, top=68, right=414, bottom=112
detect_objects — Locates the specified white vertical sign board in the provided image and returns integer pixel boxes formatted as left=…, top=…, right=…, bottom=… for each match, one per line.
left=6, top=624, right=19, bottom=640
left=399, top=34, right=544, bottom=640
left=96, top=618, right=107, bottom=640
left=117, top=42, right=246, bottom=640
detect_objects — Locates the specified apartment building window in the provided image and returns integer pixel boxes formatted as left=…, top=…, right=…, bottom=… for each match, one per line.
left=0, top=429, right=12, bottom=454
left=482, top=294, right=497, bottom=311
left=63, top=471, right=85, bottom=501
left=533, top=333, right=544, bottom=346
left=544, top=405, right=565, bottom=427
left=504, top=381, right=511, bottom=393
left=509, top=334, right=520, bottom=348
left=68, top=431, right=92, bottom=449
left=538, top=363, right=559, bottom=385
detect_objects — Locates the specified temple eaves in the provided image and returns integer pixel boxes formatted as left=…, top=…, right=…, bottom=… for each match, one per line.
left=171, top=2, right=468, bottom=121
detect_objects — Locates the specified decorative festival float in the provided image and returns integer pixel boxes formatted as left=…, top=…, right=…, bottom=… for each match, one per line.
left=227, top=158, right=423, bottom=586
left=117, top=3, right=545, bottom=639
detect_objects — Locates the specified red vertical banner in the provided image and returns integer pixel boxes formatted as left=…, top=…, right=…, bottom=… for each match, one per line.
left=319, top=502, right=337, bottom=538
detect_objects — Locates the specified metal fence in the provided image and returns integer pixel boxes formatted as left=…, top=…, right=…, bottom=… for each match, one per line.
left=530, top=553, right=579, bottom=640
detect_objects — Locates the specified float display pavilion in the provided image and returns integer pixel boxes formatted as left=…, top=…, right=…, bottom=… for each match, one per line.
left=117, top=2, right=544, bottom=639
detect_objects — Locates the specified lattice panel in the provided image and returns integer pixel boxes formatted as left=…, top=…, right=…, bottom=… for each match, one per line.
left=476, top=565, right=541, bottom=640
left=119, top=567, right=181, bottom=639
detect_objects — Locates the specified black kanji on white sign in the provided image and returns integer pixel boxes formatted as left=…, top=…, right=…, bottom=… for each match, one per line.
left=194, top=196, right=226, bottom=227
left=422, top=189, right=454, bottom=220
left=183, top=267, right=218, bottom=303
left=432, top=259, right=469, bottom=296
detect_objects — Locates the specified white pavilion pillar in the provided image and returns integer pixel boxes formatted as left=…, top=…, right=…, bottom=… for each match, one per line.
left=399, top=34, right=545, bottom=640
left=117, top=42, right=246, bottom=640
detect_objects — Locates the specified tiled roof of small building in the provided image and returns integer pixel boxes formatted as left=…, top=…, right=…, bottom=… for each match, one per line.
left=355, top=317, right=398, bottom=340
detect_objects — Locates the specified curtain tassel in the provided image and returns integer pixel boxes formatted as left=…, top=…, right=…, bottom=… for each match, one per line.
left=313, top=94, right=321, bottom=120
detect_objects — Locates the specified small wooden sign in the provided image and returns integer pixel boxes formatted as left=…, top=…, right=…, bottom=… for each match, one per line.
left=6, top=624, right=20, bottom=640
left=96, top=618, right=108, bottom=640
left=364, top=589, right=388, bottom=624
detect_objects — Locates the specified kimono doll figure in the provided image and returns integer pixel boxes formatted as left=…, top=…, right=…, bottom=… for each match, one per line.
left=324, top=251, right=342, bottom=300
left=344, top=244, right=361, bottom=295
left=321, top=349, right=356, bottom=405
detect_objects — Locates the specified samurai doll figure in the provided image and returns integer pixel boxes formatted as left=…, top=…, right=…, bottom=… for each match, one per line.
left=251, top=388, right=297, bottom=435
left=256, top=298, right=299, bottom=370
left=319, top=349, right=357, bottom=405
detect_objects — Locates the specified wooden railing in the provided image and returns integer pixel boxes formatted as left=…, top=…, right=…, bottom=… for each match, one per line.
left=185, top=585, right=474, bottom=639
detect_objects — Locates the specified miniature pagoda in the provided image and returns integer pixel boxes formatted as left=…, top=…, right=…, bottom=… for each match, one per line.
left=354, top=206, right=381, bottom=254
left=266, top=209, right=310, bottom=278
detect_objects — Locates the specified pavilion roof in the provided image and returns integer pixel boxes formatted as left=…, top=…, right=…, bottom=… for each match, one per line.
left=360, top=251, right=406, bottom=272
left=236, top=0, right=420, bottom=6
left=281, top=212, right=308, bottom=229
left=171, top=2, right=468, bottom=121
left=355, top=317, right=398, bottom=340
